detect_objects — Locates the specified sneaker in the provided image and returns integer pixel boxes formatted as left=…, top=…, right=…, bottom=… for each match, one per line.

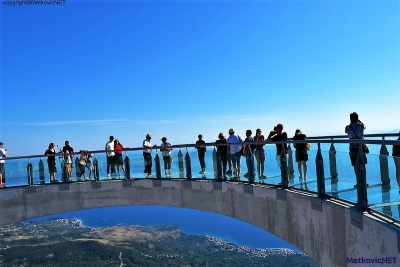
left=261, top=175, right=267, bottom=178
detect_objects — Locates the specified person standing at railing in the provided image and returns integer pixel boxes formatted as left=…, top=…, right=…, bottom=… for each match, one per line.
left=64, top=150, right=73, bottom=181
left=143, top=134, right=155, bottom=177
left=267, top=124, right=288, bottom=168
left=78, top=150, right=88, bottom=180
left=0, top=142, right=7, bottom=188
left=62, top=140, right=74, bottom=159
left=226, top=128, right=242, bottom=180
left=114, top=139, right=125, bottom=178
left=243, top=130, right=256, bottom=183
left=215, top=133, right=228, bottom=180
left=86, top=153, right=94, bottom=180
left=345, top=112, right=368, bottom=188
left=253, top=129, right=266, bottom=179
left=293, top=129, right=308, bottom=179
left=45, top=142, right=58, bottom=183
left=105, top=136, right=116, bottom=179
left=195, top=134, right=207, bottom=174
left=160, top=137, right=173, bottom=178
left=393, top=131, right=400, bottom=192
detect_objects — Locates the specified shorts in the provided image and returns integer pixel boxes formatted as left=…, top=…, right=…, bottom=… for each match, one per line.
left=230, top=152, right=241, bottom=167
left=276, top=154, right=288, bottom=168
left=114, top=154, right=123, bottom=166
left=107, top=156, right=114, bottom=165
left=295, top=150, right=308, bottom=162
left=255, top=148, right=265, bottom=158
left=349, top=152, right=368, bottom=166
left=0, top=163, right=4, bottom=174
left=47, top=159, right=57, bottom=173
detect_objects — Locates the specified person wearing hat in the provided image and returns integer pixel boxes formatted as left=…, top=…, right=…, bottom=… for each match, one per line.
left=105, top=135, right=116, bottom=179
left=0, top=142, right=7, bottom=188
left=160, top=137, right=173, bottom=178
left=143, top=134, right=155, bottom=177
left=393, top=131, right=400, bottom=191
left=226, top=128, right=243, bottom=180
left=195, top=134, right=207, bottom=174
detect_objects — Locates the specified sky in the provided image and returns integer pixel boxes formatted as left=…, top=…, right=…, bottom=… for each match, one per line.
left=1, top=0, right=399, bottom=156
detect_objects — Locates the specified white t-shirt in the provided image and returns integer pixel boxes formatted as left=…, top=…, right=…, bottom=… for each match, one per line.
left=143, top=139, right=152, bottom=153
left=105, top=141, right=115, bottom=156
left=0, top=148, right=6, bottom=164
left=160, top=142, right=172, bottom=157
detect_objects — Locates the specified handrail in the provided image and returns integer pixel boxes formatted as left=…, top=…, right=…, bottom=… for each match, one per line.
left=3, top=138, right=399, bottom=161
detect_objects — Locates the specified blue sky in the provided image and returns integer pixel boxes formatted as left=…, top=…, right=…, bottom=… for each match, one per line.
left=1, top=0, right=399, bottom=156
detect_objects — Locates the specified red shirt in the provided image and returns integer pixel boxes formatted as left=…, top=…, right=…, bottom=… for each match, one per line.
left=114, top=144, right=123, bottom=155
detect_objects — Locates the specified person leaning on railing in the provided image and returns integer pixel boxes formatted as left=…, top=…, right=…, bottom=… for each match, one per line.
left=0, top=142, right=7, bottom=188
left=45, top=142, right=59, bottom=183
left=393, top=131, right=400, bottom=192
left=345, top=112, right=368, bottom=188
left=293, top=129, right=308, bottom=179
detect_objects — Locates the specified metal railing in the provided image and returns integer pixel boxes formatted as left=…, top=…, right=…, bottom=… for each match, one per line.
left=1, top=133, right=399, bottom=221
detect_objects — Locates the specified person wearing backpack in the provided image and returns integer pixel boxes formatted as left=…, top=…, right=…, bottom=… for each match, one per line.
left=226, top=128, right=243, bottom=180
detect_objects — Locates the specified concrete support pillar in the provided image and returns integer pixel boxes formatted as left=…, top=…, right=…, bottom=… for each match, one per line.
left=315, top=143, right=326, bottom=198
left=39, top=158, right=45, bottom=184
left=379, top=137, right=390, bottom=185
left=124, top=154, right=130, bottom=180
left=329, top=142, right=338, bottom=179
left=178, top=150, right=184, bottom=173
left=27, top=160, right=33, bottom=186
left=280, top=147, right=288, bottom=189
left=185, top=150, right=192, bottom=180
left=355, top=145, right=368, bottom=212
left=93, top=155, right=99, bottom=181
left=287, top=145, right=295, bottom=178
left=155, top=153, right=161, bottom=179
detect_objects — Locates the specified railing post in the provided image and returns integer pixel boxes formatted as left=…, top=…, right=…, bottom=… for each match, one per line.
left=74, top=157, right=80, bottom=178
left=155, top=151, right=161, bottom=179
left=280, top=147, right=288, bottom=188
left=27, top=159, right=33, bottom=186
left=216, top=151, right=222, bottom=180
left=61, top=159, right=68, bottom=183
left=124, top=153, right=130, bottom=180
left=287, top=145, right=295, bottom=178
left=329, top=142, right=338, bottom=179
left=379, top=137, right=390, bottom=185
left=315, top=143, right=326, bottom=198
left=185, top=149, right=192, bottom=180
left=212, top=148, right=217, bottom=175
left=247, top=153, right=255, bottom=183
left=39, top=158, right=45, bottom=184
left=178, top=149, right=184, bottom=173
left=93, top=154, right=99, bottom=181
left=355, top=144, right=368, bottom=212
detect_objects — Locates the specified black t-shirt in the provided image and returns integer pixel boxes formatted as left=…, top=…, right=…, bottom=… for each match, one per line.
left=215, top=139, right=227, bottom=156
left=45, top=149, right=56, bottom=161
left=196, top=140, right=206, bottom=154
left=63, top=145, right=74, bottom=153
left=271, top=132, right=288, bottom=155
left=293, top=134, right=307, bottom=151
left=393, top=137, right=400, bottom=157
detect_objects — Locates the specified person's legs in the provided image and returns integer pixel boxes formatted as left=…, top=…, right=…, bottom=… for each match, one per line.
left=221, top=155, right=227, bottom=179
left=303, top=161, right=308, bottom=178
left=0, top=163, right=4, bottom=186
left=276, top=155, right=281, bottom=168
left=297, top=162, right=302, bottom=178
left=107, top=156, right=111, bottom=175
left=260, top=152, right=265, bottom=178
left=255, top=155, right=261, bottom=177
left=236, top=152, right=241, bottom=178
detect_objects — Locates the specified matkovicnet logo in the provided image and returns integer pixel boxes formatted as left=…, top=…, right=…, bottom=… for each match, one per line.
left=347, top=257, right=397, bottom=264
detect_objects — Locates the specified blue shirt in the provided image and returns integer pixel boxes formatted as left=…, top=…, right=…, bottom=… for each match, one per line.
left=227, top=134, right=242, bottom=154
